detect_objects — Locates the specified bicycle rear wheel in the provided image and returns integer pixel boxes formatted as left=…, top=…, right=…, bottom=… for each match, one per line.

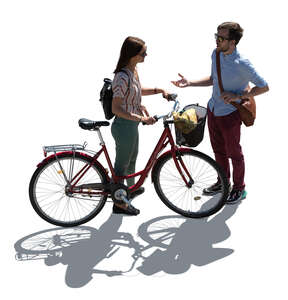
left=153, top=149, right=229, bottom=218
left=15, top=227, right=94, bottom=256
left=29, top=152, right=108, bottom=227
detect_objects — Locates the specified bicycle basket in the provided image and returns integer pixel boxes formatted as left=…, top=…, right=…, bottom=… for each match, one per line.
left=175, top=104, right=207, bottom=147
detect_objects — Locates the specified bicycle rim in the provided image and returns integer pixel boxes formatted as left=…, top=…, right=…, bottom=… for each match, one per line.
left=30, top=154, right=107, bottom=226
left=154, top=150, right=229, bottom=218
left=15, top=227, right=94, bottom=255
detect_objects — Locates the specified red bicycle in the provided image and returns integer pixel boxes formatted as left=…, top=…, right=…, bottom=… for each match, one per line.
left=29, top=97, right=229, bottom=227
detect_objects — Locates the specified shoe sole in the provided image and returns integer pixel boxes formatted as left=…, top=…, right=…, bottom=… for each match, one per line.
left=113, top=211, right=139, bottom=216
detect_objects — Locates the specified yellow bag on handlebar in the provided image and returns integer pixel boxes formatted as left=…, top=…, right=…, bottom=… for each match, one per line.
left=172, top=108, right=198, bottom=134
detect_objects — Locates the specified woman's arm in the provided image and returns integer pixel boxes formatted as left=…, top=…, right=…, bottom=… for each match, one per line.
left=141, top=87, right=171, bottom=100
left=112, top=97, right=155, bottom=124
left=141, top=87, right=164, bottom=96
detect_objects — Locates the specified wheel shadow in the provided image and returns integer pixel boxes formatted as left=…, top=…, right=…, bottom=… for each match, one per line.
left=137, top=203, right=239, bottom=275
left=14, top=203, right=239, bottom=287
left=15, top=214, right=130, bottom=288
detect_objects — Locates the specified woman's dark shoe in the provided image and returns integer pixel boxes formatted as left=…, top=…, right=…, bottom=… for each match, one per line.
left=113, top=204, right=140, bottom=216
left=129, top=187, right=145, bottom=199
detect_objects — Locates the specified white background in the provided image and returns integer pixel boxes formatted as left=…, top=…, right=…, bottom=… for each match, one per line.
left=1, top=0, right=287, bottom=298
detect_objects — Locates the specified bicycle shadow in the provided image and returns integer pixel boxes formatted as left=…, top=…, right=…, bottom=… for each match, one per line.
left=137, top=202, right=239, bottom=275
left=14, top=202, right=239, bottom=287
left=14, top=214, right=132, bottom=288
left=45, top=214, right=131, bottom=288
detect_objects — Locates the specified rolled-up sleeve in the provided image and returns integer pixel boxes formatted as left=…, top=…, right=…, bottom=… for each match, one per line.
left=240, top=59, right=268, bottom=87
left=112, top=73, right=129, bottom=99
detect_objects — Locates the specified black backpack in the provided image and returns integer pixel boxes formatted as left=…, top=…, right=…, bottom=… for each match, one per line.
left=99, top=70, right=130, bottom=120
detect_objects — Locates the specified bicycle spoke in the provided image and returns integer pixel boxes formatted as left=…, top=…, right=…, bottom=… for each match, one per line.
left=31, top=155, right=107, bottom=225
left=154, top=151, right=228, bottom=217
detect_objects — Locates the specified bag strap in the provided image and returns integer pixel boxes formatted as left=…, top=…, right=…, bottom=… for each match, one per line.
left=215, top=50, right=224, bottom=93
left=215, top=51, right=245, bottom=107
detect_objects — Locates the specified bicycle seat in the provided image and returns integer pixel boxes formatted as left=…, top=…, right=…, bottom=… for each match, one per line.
left=78, top=118, right=110, bottom=130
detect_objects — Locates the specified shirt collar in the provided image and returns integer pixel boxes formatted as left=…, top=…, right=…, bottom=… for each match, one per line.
left=221, top=48, right=238, bottom=60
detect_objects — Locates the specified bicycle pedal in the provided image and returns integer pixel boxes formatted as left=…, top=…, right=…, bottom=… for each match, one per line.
left=120, top=195, right=132, bottom=206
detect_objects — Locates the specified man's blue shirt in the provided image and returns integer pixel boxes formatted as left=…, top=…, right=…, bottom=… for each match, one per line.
left=208, top=48, right=268, bottom=116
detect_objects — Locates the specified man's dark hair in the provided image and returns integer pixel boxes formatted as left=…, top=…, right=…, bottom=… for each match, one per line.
left=217, top=22, right=243, bottom=45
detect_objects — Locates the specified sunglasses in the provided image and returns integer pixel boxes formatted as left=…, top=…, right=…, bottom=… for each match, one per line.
left=214, top=33, right=230, bottom=43
left=139, top=50, right=147, bottom=57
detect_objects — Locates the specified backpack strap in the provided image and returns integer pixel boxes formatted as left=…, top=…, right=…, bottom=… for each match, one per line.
left=118, top=69, right=131, bottom=96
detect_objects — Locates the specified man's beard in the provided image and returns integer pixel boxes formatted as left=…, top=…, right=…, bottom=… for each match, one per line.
left=218, top=45, right=229, bottom=52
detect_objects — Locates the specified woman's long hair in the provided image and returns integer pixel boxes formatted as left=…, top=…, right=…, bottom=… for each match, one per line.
left=114, top=36, right=145, bottom=73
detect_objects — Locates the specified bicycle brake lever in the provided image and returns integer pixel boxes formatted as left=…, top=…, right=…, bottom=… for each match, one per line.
left=168, top=93, right=178, bottom=101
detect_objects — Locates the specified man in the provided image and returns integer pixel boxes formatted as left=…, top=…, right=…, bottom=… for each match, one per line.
left=172, top=22, right=269, bottom=204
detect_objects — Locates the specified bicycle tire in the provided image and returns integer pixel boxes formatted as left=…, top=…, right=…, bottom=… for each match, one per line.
left=153, top=149, right=229, bottom=218
left=29, top=152, right=108, bottom=227
left=14, top=226, right=94, bottom=255
left=138, top=215, right=186, bottom=249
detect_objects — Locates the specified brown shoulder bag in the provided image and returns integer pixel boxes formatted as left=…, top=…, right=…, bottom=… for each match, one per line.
left=215, top=50, right=256, bottom=127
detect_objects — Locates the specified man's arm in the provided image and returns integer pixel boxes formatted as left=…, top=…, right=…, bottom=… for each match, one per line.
left=222, top=57, right=269, bottom=103
left=240, top=85, right=269, bottom=99
left=188, top=76, right=213, bottom=87
left=171, top=73, right=213, bottom=88
left=221, top=85, right=269, bottom=103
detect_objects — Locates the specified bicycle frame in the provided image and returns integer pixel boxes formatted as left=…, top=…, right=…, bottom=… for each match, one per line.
left=68, top=122, right=193, bottom=194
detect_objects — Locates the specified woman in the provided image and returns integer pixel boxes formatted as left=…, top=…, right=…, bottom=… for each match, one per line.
left=111, top=36, right=171, bottom=216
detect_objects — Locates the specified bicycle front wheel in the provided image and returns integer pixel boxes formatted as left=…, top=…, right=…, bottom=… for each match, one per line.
left=153, top=149, right=229, bottom=218
left=29, top=152, right=108, bottom=227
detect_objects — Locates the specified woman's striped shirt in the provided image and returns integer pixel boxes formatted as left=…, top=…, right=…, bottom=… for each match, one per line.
left=112, top=68, right=142, bottom=115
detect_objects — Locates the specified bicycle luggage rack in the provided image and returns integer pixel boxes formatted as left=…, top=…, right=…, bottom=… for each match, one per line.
left=43, top=142, right=88, bottom=157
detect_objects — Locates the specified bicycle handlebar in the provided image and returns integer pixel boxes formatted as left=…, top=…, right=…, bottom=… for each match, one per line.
left=155, top=94, right=179, bottom=121
left=142, top=94, right=179, bottom=125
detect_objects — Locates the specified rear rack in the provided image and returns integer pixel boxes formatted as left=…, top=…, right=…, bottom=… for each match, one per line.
left=43, top=142, right=88, bottom=156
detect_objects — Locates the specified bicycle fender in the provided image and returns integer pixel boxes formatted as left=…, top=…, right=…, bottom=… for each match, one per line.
left=36, top=151, right=89, bottom=167
left=36, top=151, right=109, bottom=181
left=151, top=147, right=192, bottom=183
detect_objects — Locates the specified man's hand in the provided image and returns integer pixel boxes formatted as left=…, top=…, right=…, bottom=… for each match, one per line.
left=171, top=73, right=190, bottom=88
left=221, top=92, right=239, bottom=104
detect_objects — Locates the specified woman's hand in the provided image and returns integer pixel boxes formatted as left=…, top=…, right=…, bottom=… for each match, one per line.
left=171, top=73, right=190, bottom=88
left=142, top=116, right=156, bottom=125
left=161, top=90, right=169, bottom=100
left=140, top=105, right=149, bottom=117
left=158, top=89, right=175, bottom=101
left=140, top=105, right=156, bottom=124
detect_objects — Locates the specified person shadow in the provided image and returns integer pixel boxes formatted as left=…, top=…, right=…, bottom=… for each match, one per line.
left=137, top=202, right=240, bottom=275
left=49, top=214, right=131, bottom=288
